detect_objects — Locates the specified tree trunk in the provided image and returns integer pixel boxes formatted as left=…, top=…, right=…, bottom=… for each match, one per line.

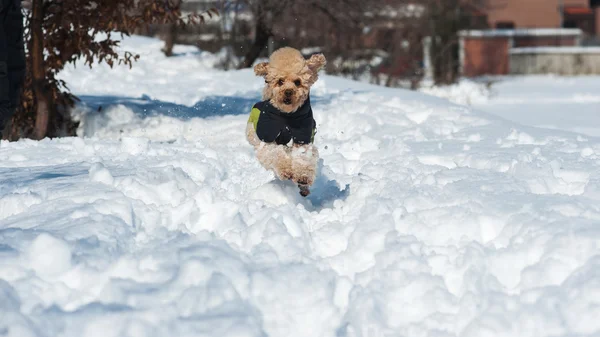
left=31, top=0, right=49, bottom=140
left=238, top=13, right=271, bottom=69
left=385, top=75, right=395, bottom=87
left=162, top=24, right=177, bottom=57
left=220, top=1, right=239, bottom=71
left=162, top=0, right=180, bottom=57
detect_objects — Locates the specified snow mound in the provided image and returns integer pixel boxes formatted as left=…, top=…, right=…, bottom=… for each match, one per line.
left=1, top=35, right=600, bottom=337
left=419, top=78, right=492, bottom=106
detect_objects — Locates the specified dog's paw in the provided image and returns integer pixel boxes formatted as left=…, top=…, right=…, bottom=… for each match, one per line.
left=295, top=175, right=312, bottom=186
left=298, top=184, right=311, bottom=197
left=277, top=170, right=294, bottom=181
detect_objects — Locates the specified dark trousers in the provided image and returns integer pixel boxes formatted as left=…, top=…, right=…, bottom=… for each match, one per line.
left=0, top=0, right=26, bottom=132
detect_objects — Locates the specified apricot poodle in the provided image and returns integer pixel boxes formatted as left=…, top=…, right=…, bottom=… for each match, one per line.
left=246, top=47, right=326, bottom=197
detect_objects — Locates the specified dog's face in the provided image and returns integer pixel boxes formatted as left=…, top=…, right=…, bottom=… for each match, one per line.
left=269, top=73, right=309, bottom=113
left=254, top=47, right=326, bottom=113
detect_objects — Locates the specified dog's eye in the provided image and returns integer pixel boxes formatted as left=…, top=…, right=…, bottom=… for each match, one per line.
left=294, top=79, right=301, bottom=87
left=277, top=79, right=284, bottom=86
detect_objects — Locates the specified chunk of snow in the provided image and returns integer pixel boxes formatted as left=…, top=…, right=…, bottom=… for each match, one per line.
left=27, top=234, right=72, bottom=279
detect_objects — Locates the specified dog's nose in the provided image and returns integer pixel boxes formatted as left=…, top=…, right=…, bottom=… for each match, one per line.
left=284, top=89, right=293, bottom=97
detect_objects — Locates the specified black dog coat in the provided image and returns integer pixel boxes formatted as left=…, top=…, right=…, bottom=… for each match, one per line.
left=248, top=96, right=316, bottom=145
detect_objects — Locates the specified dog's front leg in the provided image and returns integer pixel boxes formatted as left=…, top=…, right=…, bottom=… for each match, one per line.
left=246, top=123, right=261, bottom=147
left=291, top=144, right=319, bottom=196
left=248, top=124, right=295, bottom=181
left=255, top=142, right=293, bottom=181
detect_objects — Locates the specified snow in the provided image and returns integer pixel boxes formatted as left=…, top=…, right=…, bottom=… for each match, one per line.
left=419, top=79, right=491, bottom=106
left=2, top=36, right=600, bottom=337
left=423, top=76, right=600, bottom=137
left=364, top=4, right=426, bottom=19
left=459, top=28, right=583, bottom=37
left=510, top=47, right=600, bottom=54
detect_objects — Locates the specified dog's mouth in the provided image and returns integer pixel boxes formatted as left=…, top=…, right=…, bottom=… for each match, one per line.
left=283, top=98, right=293, bottom=105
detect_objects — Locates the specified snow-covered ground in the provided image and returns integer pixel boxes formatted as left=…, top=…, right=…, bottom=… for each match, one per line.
left=421, top=76, right=600, bottom=137
left=2, top=36, right=600, bottom=337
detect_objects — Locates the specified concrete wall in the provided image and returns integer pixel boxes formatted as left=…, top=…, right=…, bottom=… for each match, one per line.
left=510, top=47, right=600, bottom=75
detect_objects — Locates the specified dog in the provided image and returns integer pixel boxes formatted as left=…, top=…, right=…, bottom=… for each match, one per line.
left=246, top=47, right=326, bottom=197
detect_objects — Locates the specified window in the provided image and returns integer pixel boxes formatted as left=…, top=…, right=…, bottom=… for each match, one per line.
left=496, top=21, right=515, bottom=29
left=591, top=0, right=600, bottom=7
left=563, top=20, right=578, bottom=28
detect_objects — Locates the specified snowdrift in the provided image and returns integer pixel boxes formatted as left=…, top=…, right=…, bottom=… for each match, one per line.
left=1, top=36, right=600, bottom=337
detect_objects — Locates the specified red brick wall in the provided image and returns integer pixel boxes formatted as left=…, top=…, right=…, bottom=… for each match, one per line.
left=463, top=37, right=510, bottom=77
left=513, top=36, right=578, bottom=47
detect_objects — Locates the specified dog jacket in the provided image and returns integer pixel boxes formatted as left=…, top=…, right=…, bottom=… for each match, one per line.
left=248, top=96, right=316, bottom=145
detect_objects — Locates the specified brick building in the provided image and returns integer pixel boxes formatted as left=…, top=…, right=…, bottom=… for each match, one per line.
left=455, top=0, right=600, bottom=77
left=458, top=28, right=583, bottom=76
left=485, top=0, right=600, bottom=36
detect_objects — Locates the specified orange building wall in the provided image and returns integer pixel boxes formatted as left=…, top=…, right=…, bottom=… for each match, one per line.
left=486, top=0, right=590, bottom=29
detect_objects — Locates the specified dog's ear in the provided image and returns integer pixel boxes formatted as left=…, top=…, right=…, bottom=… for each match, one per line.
left=254, top=62, right=269, bottom=77
left=306, top=53, right=326, bottom=73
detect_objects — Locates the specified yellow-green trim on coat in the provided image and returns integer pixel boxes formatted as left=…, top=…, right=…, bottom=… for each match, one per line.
left=248, top=107, right=261, bottom=131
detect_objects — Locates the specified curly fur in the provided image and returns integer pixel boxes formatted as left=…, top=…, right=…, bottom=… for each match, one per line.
left=247, top=47, right=326, bottom=194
